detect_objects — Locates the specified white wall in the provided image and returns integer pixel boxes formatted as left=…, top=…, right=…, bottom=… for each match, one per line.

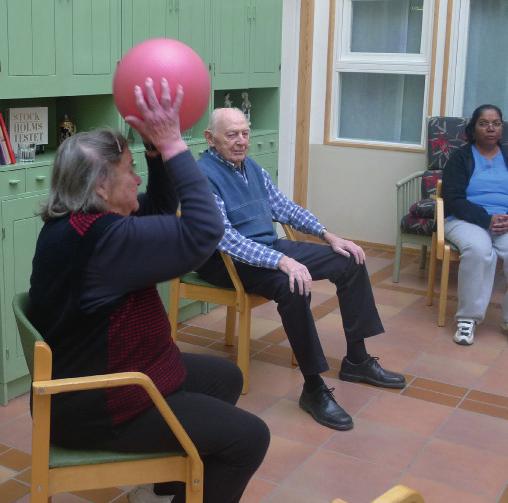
left=307, top=1, right=428, bottom=245
left=278, top=1, right=433, bottom=246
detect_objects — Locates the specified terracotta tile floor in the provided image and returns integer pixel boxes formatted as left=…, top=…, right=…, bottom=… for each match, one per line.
left=2, top=247, right=508, bottom=502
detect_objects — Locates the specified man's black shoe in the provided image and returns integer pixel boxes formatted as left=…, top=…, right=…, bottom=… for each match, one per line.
left=299, top=384, right=353, bottom=431
left=339, top=356, right=406, bottom=389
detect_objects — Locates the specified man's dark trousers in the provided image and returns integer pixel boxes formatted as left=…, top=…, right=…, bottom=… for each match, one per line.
left=198, top=240, right=384, bottom=375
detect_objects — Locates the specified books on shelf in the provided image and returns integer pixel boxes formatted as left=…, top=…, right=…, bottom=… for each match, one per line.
left=0, top=112, right=16, bottom=165
left=8, top=107, right=48, bottom=158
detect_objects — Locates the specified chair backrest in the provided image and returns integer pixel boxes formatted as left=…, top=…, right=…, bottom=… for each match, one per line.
left=12, top=292, right=43, bottom=380
left=427, top=115, right=508, bottom=171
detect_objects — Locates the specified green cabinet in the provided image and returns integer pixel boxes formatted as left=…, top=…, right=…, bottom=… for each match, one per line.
left=122, top=0, right=210, bottom=65
left=0, top=0, right=121, bottom=99
left=0, top=0, right=282, bottom=404
left=212, top=0, right=282, bottom=89
left=0, top=181, right=48, bottom=403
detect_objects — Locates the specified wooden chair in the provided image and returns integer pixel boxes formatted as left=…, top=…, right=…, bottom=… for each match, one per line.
left=426, top=180, right=460, bottom=326
left=332, top=484, right=424, bottom=503
left=169, top=224, right=297, bottom=394
left=12, top=292, right=203, bottom=503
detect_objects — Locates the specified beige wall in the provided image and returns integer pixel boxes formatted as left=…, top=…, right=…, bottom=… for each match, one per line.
left=308, top=145, right=426, bottom=245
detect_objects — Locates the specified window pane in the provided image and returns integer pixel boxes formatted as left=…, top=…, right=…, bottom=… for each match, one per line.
left=338, top=72, right=425, bottom=144
left=351, top=0, right=423, bottom=53
left=463, top=0, right=508, bottom=117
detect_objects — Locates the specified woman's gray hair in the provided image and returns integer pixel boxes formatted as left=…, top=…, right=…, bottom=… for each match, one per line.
left=41, top=129, right=128, bottom=221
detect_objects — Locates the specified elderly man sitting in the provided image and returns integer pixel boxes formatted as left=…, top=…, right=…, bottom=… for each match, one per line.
left=196, top=108, right=405, bottom=431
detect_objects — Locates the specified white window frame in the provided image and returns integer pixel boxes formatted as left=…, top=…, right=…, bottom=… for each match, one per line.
left=446, top=0, right=471, bottom=116
left=329, top=0, right=434, bottom=149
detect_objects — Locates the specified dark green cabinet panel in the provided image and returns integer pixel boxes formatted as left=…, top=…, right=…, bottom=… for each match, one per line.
left=212, top=0, right=250, bottom=89
left=0, top=0, right=60, bottom=97
left=249, top=0, right=282, bottom=87
left=0, top=194, right=45, bottom=399
left=0, top=0, right=121, bottom=98
left=213, top=0, right=282, bottom=89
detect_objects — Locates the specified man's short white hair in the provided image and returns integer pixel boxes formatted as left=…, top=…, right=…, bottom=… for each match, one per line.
left=207, top=107, right=247, bottom=134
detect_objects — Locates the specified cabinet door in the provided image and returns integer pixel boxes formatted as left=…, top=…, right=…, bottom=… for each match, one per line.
left=177, top=0, right=210, bottom=65
left=1, top=195, right=45, bottom=381
left=59, top=0, right=121, bottom=95
left=212, top=0, right=250, bottom=89
left=0, top=0, right=60, bottom=98
left=249, top=0, right=282, bottom=87
left=122, top=0, right=177, bottom=54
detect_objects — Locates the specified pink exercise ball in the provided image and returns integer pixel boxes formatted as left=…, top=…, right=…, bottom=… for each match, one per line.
left=113, top=38, right=210, bottom=132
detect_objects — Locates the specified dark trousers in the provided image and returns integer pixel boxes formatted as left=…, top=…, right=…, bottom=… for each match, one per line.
left=102, top=353, right=270, bottom=503
left=199, top=240, right=384, bottom=375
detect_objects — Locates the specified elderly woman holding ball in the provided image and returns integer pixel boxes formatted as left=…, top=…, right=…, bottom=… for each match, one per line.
left=29, top=78, right=270, bottom=503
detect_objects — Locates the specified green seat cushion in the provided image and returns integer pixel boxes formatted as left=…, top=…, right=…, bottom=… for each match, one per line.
left=180, top=272, right=233, bottom=290
left=49, top=445, right=184, bottom=468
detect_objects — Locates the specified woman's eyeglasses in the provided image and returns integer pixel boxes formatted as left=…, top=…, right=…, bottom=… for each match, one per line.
left=477, top=120, right=503, bottom=129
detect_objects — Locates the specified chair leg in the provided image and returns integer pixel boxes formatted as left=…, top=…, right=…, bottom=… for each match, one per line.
left=237, top=303, right=252, bottom=395
left=225, top=306, right=236, bottom=346
left=392, top=232, right=403, bottom=283
left=419, top=244, right=428, bottom=270
left=186, top=479, right=203, bottom=503
left=426, top=233, right=437, bottom=306
left=168, top=279, right=181, bottom=341
left=438, top=246, right=451, bottom=327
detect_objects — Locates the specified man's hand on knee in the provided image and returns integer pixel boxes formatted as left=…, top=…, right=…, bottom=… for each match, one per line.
left=278, top=256, right=312, bottom=296
left=323, top=232, right=365, bottom=265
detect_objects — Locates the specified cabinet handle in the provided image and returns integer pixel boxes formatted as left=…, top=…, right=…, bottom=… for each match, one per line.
left=168, top=0, right=173, bottom=12
left=246, top=5, right=251, bottom=21
left=9, top=180, right=21, bottom=186
left=269, top=140, right=275, bottom=145
left=35, top=175, right=46, bottom=181
left=252, top=5, right=256, bottom=21
left=175, top=0, right=179, bottom=12
left=257, top=142, right=264, bottom=147
left=132, top=160, right=137, bottom=166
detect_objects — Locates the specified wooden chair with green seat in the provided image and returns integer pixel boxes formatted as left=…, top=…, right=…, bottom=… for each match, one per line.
left=332, top=484, right=424, bottom=503
left=12, top=292, right=204, bottom=503
left=169, top=224, right=298, bottom=395
left=426, top=179, right=460, bottom=326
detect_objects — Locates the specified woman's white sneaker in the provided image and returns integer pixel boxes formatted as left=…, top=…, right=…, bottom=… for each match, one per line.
left=453, top=319, right=476, bottom=345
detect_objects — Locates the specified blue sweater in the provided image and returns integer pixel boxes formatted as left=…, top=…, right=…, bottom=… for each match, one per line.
left=198, top=152, right=278, bottom=246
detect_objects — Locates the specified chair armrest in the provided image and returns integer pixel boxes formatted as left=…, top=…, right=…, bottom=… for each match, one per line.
left=395, top=170, right=426, bottom=189
left=218, top=223, right=297, bottom=299
left=281, top=223, right=297, bottom=241
left=32, top=345, right=202, bottom=486
left=395, top=171, right=426, bottom=222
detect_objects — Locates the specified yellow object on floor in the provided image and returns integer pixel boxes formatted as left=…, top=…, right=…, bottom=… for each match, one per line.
left=333, top=484, right=424, bottom=503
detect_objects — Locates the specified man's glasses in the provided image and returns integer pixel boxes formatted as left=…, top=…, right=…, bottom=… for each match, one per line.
left=477, top=120, right=503, bottom=129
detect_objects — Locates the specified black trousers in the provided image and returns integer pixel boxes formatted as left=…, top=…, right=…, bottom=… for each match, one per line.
left=101, top=353, right=270, bottom=503
left=199, top=240, right=384, bottom=375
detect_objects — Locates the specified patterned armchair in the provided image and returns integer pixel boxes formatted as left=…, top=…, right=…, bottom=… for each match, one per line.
left=394, top=115, right=508, bottom=283
left=392, top=116, right=468, bottom=282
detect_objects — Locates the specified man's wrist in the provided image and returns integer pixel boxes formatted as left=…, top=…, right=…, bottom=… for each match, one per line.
left=319, top=227, right=328, bottom=240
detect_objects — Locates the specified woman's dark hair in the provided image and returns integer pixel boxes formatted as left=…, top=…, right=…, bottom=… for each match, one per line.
left=465, top=104, right=503, bottom=143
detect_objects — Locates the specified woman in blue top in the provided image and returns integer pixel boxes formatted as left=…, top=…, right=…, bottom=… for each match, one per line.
left=443, top=104, right=508, bottom=345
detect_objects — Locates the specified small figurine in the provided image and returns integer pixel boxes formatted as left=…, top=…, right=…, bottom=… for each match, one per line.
left=58, top=114, right=77, bottom=144
left=224, top=92, right=233, bottom=108
left=241, top=92, right=251, bottom=122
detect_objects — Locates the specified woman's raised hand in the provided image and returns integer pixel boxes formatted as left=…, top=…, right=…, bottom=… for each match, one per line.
left=125, top=77, right=188, bottom=160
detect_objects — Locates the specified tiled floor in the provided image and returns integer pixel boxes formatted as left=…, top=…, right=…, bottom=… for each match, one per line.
left=2, top=246, right=508, bottom=502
